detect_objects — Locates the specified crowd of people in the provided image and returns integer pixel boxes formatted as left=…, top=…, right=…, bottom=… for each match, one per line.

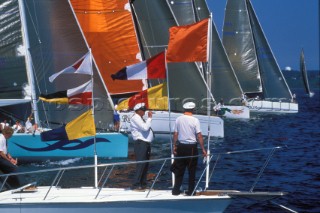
left=0, top=115, right=38, bottom=134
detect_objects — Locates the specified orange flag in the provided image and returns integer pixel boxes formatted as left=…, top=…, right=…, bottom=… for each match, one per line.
left=166, top=18, right=209, bottom=62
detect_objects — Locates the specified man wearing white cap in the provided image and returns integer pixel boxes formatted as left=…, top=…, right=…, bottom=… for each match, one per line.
left=130, top=102, right=153, bottom=190
left=172, top=102, right=207, bottom=196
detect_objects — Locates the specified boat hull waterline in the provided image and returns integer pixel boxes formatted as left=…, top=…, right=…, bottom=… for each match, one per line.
left=247, top=100, right=298, bottom=113
left=0, top=187, right=232, bottom=213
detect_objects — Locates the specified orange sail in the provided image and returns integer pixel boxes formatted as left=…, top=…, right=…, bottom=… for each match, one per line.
left=70, top=0, right=143, bottom=94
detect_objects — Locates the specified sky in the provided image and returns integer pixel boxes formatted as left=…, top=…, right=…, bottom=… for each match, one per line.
left=208, top=0, right=319, bottom=71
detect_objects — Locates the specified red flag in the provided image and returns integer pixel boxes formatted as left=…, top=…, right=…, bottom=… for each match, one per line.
left=111, top=52, right=166, bottom=80
left=166, top=18, right=209, bottom=62
left=39, top=80, right=92, bottom=105
left=117, top=83, right=168, bottom=111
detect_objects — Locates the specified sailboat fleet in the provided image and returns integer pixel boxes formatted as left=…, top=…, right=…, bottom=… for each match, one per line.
left=0, top=0, right=304, bottom=212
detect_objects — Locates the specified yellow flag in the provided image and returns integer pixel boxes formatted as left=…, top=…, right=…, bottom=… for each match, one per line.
left=117, top=83, right=168, bottom=111
left=65, top=109, right=96, bottom=140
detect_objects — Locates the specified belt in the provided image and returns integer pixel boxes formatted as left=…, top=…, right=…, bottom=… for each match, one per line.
left=179, top=141, right=197, bottom=145
left=136, top=139, right=151, bottom=143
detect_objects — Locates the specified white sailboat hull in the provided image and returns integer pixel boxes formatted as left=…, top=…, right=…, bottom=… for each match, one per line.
left=119, top=111, right=224, bottom=138
left=217, top=105, right=250, bottom=119
left=0, top=187, right=232, bottom=213
left=247, top=100, right=298, bottom=113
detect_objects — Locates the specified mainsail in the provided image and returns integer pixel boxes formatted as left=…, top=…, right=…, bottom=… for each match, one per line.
left=223, top=0, right=262, bottom=97
left=22, top=0, right=114, bottom=128
left=223, top=0, right=293, bottom=101
left=167, top=0, right=243, bottom=105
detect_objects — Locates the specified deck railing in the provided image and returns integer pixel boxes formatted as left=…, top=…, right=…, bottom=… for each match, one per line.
left=0, top=146, right=282, bottom=200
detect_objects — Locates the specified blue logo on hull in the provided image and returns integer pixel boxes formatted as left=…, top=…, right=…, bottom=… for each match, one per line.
left=13, top=138, right=110, bottom=152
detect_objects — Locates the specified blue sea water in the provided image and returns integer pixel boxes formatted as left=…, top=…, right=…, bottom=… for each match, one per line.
left=18, top=88, right=319, bottom=213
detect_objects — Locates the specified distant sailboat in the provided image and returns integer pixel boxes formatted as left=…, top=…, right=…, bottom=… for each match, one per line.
left=223, top=0, right=298, bottom=113
left=300, top=49, right=314, bottom=97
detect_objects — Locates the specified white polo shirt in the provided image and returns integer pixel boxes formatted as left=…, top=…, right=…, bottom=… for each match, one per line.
left=0, top=134, right=8, bottom=155
left=174, top=114, right=201, bottom=143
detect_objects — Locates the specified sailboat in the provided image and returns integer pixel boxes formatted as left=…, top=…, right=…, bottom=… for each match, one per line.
left=300, top=49, right=314, bottom=98
left=70, top=0, right=224, bottom=137
left=0, top=146, right=290, bottom=212
left=223, top=0, right=298, bottom=113
left=6, top=0, right=128, bottom=159
left=166, top=0, right=250, bottom=119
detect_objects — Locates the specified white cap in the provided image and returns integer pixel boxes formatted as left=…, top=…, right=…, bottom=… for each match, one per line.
left=133, top=103, right=146, bottom=111
left=183, top=102, right=196, bottom=109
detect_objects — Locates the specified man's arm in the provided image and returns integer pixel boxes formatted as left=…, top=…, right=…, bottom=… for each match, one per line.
left=0, top=151, right=17, bottom=165
left=197, top=133, right=207, bottom=157
left=173, top=132, right=178, bottom=155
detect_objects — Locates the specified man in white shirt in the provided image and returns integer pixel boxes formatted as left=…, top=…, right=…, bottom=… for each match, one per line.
left=130, top=103, right=153, bottom=190
left=0, top=126, right=21, bottom=188
left=12, top=120, right=24, bottom=133
left=172, top=102, right=207, bottom=196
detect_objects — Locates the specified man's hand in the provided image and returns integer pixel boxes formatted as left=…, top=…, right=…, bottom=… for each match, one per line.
left=147, top=111, right=152, bottom=118
left=10, top=158, right=18, bottom=165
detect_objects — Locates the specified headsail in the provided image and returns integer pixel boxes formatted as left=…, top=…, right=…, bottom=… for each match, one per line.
left=246, top=0, right=292, bottom=100
left=70, top=0, right=144, bottom=95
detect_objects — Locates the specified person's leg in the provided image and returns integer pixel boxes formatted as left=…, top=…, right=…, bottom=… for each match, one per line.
left=141, top=144, right=151, bottom=187
left=187, top=146, right=198, bottom=195
left=172, top=158, right=186, bottom=195
left=133, top=141, right=147, bottom=188
left=0, top=158, right=21, bottom=189
left=172, top=144, right=189, bottom=195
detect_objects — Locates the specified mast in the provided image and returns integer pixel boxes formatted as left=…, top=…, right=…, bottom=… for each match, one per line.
left=17, top=0, right=40, bottom=125
left=89, top=49, right=98, bottom=188
left=205, top=14, right=213, bottom=189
